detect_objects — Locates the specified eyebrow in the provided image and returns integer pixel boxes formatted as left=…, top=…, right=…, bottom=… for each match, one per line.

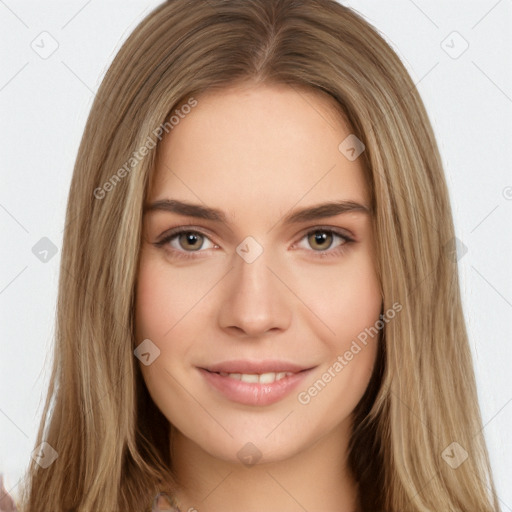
left=144, top=198, right=371, bottom=224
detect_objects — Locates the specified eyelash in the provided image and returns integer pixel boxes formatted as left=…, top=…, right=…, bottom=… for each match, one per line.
left=153, top=226, right=355, bottom=261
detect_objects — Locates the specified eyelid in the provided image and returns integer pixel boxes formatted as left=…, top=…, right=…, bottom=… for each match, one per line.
left=295, top=225, right=354, bottom=243
left=154, top=225, right=216, bottom=245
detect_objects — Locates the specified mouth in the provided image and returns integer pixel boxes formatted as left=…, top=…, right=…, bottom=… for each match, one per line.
left=198, top=361, right=315, bottom=406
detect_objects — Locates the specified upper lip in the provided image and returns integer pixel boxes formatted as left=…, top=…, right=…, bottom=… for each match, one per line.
left=200, top=360, right=313, bottom=374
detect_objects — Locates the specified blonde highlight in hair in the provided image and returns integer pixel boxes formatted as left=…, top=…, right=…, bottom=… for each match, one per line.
left=18, top=0, right=499, bottom=510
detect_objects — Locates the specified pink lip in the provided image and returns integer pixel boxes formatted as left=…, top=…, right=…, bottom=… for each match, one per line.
left=198, top=360, right=315, bottom=406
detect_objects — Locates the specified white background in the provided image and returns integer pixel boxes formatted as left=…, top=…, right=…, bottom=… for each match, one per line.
left=1, top=0, right=511, bottom=508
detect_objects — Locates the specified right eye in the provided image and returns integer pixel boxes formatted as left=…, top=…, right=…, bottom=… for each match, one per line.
left=154, top=228, right=218, bottom=259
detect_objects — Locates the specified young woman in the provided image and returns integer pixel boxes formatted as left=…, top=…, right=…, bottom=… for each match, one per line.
left=14, top=0, right=500, bottom=510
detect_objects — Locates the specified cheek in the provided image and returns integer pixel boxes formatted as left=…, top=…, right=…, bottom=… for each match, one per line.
left=135, top=267, right=163, bottom=343
left=337, top=261, right=382, bottom=340
left=134, top=253, right=199, bottom=422
left=134, top=254, right=192, bottom=391
left=134, top=250, right=222, bottom=380
left=135, top=252, right=211, bottom=342
left=296, top=293, right=381, bottom=429
left=293, top=251, right=382, bottom=406
left=295, top=251, right=382, bottom=345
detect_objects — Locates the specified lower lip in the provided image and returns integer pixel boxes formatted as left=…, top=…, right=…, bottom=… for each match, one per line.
left=198, top=368, right=313, bottom=406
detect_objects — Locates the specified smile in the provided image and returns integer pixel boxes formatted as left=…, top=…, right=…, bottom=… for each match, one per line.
left=198, top=362, right=315, bottom=406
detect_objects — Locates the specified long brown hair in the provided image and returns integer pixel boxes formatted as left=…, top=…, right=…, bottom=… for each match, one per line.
left=18, top=0, right=500, bottom=510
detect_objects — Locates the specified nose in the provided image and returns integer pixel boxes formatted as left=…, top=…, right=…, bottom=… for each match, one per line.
left=217, top=248, right=292, bottom=338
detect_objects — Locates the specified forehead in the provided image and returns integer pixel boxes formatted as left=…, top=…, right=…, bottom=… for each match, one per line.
left=148, top=83, right=368, bottom=213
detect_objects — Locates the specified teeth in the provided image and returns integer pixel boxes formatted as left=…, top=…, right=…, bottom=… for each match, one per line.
left=241, top=373, right=260, bottom=383
left=217, top=371, right=292, bottom=383
left=258, top=372, right=276, bottom=384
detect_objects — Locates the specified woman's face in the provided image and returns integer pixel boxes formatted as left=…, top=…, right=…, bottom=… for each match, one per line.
left=135, top=83, right=382, bottom=465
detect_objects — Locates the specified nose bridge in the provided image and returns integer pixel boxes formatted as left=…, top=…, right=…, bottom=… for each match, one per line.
left=236, top=250, right=272, bottom=300
left=217, top=241, right=291, bottom=336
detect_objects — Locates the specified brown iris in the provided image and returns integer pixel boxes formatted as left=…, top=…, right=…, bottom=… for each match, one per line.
left=308, top=230, right=333, bottom=251
left=178, top=232, right=204, bottom=251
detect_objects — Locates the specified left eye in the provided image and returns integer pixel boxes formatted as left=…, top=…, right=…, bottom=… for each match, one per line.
left=297, top=229, right=351, bottom=252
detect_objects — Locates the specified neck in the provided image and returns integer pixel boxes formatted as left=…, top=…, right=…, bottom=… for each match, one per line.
left=169, top=421, right=361, bottom=512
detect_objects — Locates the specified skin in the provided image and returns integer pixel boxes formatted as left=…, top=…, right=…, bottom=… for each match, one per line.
left=135, top=82, right=382, bottom=512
